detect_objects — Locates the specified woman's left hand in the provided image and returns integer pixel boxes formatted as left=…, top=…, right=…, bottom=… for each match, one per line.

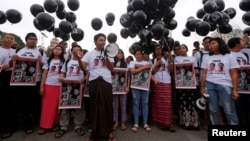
left=232, top=90, right=239, bottom=100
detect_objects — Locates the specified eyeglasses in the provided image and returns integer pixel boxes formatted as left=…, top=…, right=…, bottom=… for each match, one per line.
left=28, top=38, right=37, bottom=41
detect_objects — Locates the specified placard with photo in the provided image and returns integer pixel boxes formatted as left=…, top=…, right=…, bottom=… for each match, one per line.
left=10, top=57, right=39, bottom=86
left=238, top=65, right=250, bottom=94
left=59, top=80, right=83, bottom=109
left=130, top=64, right=151, bottom=91
left=174, top=62, right=196, bottom=89
left=111, top=68, right=128, bottom=94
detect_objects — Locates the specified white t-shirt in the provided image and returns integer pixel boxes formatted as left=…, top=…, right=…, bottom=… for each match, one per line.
left=61, top=59, right=84, bottom=81
left=82, top=50, right=114, bottom=83
left=16, top=47, right=47, bottom=81
left=43, top=59, right=64, bottom=86
left=128, top=60, right=151, bottom=87
left=1, top=47, right=16, bottom=71
left=230, top=51, right=248, bottom=66
left=0, top=47, right=9, bottom=66
left=193, top=50, right=209, bottom=67
left=174, top=56, right=197, bottom=67
left=241, top=48, right=250, bottom=64
left=201, top=54, right=240, bottom=87
left=152, top=57, right=171, bottom=83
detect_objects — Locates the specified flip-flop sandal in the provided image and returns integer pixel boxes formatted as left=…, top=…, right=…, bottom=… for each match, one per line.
left=144, top=125, right=152, bottom=133
left=75, top=128, right=85, bottom=136
left=55, top=129, right=67, bottom=138
left=108, top=135, right=116, bottom=141
left=131, top=124, right=139, bottom=132
left=120, top=124, right=127, bottom=130
left=1, top=132, right=12, bottom=139
left=38, top=128, right=47, bottom=135
left=25, top=128, right=34, bottom=134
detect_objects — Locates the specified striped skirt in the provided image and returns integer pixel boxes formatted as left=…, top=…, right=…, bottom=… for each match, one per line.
left=151, top=83, right=173, bottom=127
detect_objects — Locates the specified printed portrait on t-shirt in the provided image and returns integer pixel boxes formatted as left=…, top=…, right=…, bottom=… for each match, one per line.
left=68, top=66, right=74, bottom=75
left=208, top=63, right=216, bottom=72
left=93, top=56, right=106, bottom=68
left=50, top=66, right=56, bottom=72
left=159, top=64, right=166, bottom=71
left=217, top=62, right=225, bottom=72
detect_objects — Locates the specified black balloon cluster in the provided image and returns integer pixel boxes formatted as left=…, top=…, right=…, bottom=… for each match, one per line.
left=30, top=0, right=84, bottom=42
left=0, top=9, right=22, bottom=24
left=182, top=0, right=236, bottom=37
left=119, top=0, right=179, bottom=54
left=239, top=0, right=250, bottom=35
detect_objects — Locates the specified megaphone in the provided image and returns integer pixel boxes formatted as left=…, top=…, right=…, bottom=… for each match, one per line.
left=196, top=93, right=209, bottom=110
left=101, top=43, right=119, bottom=58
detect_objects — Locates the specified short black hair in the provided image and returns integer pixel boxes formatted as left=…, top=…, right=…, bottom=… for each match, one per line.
left=71, top=44, right=82, bottom=51
left=227, top=37, right=242, bottom=49
left=25, top=32, right=37, bottom=41
left=94, top=33, right=106, bottom=42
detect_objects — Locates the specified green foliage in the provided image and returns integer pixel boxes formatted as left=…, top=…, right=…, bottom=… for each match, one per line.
left=1, top=31, right=25, bottom=47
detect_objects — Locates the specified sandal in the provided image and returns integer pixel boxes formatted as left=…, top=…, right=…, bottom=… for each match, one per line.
left=169, top=124, right=176, bottom=132
left=55, top=129, right=67, bottom=138
left=113, top=122, right=118, bottom=130
left=144, top=124, right=152, bottom=133
left=1, top=132, right=12, bottom=139
left=120, top=124, right=127, bottom=130
left=25, top=128, right=34, bottom=134
left=131, top=124, right=139, bottom=133
left=75, top=128, right=85, bottom=136
left=108, top=134, right=116, bottom=141
left=38, top=128, right=47, bottom=135
left=52, top=125, right=60, bottom=132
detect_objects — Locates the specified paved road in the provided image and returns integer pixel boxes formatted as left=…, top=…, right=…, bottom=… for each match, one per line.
left=2, top=121, right=207, bottom=141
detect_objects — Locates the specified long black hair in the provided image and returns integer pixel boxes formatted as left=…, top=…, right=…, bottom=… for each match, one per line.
left=47, top=45, right=65, bottom=70
left=114, top=49, right=127, bottom=68
left=209, top=37, right=230, bottom=55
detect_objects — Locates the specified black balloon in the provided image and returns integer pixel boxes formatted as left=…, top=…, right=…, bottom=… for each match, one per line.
left=213, top=0, right=225, bottom=11
left=218, top=12, right=230, bottom=26
left=196, top=8, right=205, bottom=19
left=59, top=21, right=73, bottom=34
left=243, top=27, right=250, bottom=35
left=5, top=9, right=22, bottom=24
left=65, top=12, right=76, bottom=23
left=33, top=19, right=43, bottom=31
left=35, top=12, right=55, bottom=30
left=107, top=33, right=117, bottom=43
left=133, top=10, right=147, bottom=25
left=139, top=29, right=152, bottom=42
left=182, top=29, right=191, bottom=37
left=223, top=7, right=236, bottom=19
left=151, top=23, right=164, bottom=40
left=67, top=0, right=80, bottom=11
left=47, top=25, right=55, bottom=32
left=0, top=10, right=6, bottom=24
left=60, top=33, right=70, bottom=41
left=186, top=19, right=200, bottom=32
left=195, top=21, right=210, bottom=36
left=120, top=13, right=133, bottom=28
left=106, top=12, right=115, bottom=26
left=120, top=28, right=129, bottom=39
left=208, top=11, right=223, bottom=25
left=91, top=18, right=102, bottom=31
left=242, top=11, right=250, bottom=26
left=44, top=0, right=58, bottom=13
left=218, top=24, right=232, bottom=34
left=30, top=4, right=44, bottom=17
left=53, top=28, right=61, bottom=37
left=56, top=10, right=66, bottom=20
left=71, top=28, right=84, bottom=41
left=239, top=0, right=250, bottom=12
left=203, top=1, right=217, bottom=13
left=55, top=0, right=65, bottom=12
left=166, top=19, right=177, bottom=30
left=131, top=0, right=144, bottom=10
left=129, top=42, right=141, bottom=54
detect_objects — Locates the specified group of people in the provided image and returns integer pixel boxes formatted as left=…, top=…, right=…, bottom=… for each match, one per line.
left=1, top=31, right=250, bottom=141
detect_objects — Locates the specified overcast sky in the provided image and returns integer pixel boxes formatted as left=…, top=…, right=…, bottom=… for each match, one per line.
left=0, top=0, right=248, bottom=56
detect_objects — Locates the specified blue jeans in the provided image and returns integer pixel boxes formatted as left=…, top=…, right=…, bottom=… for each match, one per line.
left=206, top=81, right=239, bottom=125
left=131, top=88, right=150, bottom=125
